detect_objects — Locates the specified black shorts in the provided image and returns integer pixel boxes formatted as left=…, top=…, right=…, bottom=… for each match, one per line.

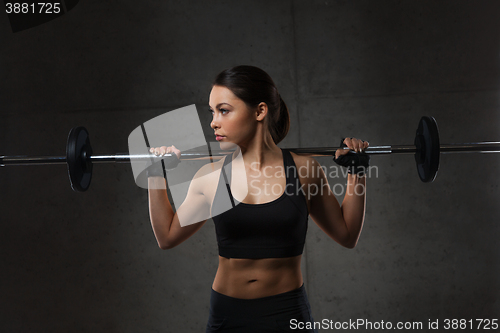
left=206, top=283, right=319, bottom=332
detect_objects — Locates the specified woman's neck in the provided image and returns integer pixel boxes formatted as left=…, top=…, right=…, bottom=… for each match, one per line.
left=236, top=132, right=281, bottom=168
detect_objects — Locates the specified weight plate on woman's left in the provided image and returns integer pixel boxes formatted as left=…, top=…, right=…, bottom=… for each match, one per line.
left=414, top=116, right=440, bottom=183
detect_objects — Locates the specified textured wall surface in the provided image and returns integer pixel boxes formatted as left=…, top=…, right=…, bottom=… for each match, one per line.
left=1, top=1, right=499, bottom=332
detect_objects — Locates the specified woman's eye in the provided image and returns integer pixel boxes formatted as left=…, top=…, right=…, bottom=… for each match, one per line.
left=208, top=108, right=229, bottom=115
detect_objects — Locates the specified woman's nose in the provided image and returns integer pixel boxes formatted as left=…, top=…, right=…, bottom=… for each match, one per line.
left=210, top=117, right=219, bottom=129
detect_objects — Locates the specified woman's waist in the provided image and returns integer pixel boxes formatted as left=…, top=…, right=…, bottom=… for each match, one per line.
left=213, top=256, right=303, bottom=299
left=209, top=281, right=310, bottom=319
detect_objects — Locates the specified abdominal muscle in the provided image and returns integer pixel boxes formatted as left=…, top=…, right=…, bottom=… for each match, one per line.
left=212, top=254, right=303, bottom=299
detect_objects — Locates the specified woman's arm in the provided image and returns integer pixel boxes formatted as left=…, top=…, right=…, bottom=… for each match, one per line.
left=305, top=138, right=368, bottom=248
left=148, top=146, right=211, bottom=250
left=339, top=174, right=366, bottom=247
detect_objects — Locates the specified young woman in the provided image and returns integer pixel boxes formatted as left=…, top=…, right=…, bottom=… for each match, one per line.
left=147, top=65, right=369, bottom=332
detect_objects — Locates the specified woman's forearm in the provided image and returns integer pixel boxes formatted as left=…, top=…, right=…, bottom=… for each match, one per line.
left=148, top=177, right=175, bottom=249
left=340, top=174, right=367, bottom=247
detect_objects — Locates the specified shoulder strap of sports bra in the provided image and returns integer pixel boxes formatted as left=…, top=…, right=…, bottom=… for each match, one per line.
left=281, top=148, right=309, bottom=217
left=221, top=154, right=236, bottom=208
left=282, top=149, right=299, bottom=186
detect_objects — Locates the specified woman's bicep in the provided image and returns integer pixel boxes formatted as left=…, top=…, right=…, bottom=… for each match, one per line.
left=164, top=176, right=211, bottom=249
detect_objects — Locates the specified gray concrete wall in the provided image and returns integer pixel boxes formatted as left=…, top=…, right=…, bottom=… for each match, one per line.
left=1, top=1, right=499, bottom=332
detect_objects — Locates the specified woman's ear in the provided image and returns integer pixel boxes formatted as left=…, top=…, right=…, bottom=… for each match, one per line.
left=255, top=102, right=268, bottom=122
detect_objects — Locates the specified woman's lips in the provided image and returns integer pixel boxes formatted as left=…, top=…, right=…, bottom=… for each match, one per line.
left=216, top=135, right=225, bottom=141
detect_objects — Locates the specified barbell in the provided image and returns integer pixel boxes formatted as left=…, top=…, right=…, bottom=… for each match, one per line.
left=1, top=116, right=499, bottom=192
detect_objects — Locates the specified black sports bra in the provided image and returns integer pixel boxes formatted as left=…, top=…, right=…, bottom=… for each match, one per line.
left=211, top=149, right=309, bottom=259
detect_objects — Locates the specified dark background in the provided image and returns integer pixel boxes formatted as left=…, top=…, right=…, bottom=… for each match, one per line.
left=1, top=1, right=499, bottom=332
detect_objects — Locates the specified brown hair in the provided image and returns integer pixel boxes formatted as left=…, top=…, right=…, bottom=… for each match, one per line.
left=213, top=65, right=290, bottom=144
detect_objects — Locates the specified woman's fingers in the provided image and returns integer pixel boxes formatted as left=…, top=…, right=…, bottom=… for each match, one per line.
left=149, top=145, right=181, bottom=159
left=335, top=138, right=369, bottom=158
left=149, top=146, right=166, bottom=156
left=347, top=137, right=370, bottom=152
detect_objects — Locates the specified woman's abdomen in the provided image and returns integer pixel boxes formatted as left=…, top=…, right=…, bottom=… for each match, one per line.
left=212, top=255, right=303, bottom=299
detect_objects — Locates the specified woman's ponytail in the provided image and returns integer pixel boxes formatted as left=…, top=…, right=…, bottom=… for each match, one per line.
left=269, top=95, right=290, bottom=145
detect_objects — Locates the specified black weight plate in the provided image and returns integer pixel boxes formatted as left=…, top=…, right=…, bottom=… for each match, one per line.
left=67, top=126, right=93, bottom=192
left=414, top=116, right=440, bottom=182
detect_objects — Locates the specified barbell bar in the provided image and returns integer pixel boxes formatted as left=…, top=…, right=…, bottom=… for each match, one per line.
left=1, top=116, right=499, bottom=191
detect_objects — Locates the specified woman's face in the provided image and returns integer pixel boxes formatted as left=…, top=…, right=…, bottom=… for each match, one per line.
left=209, top=85, right=258, bottom=149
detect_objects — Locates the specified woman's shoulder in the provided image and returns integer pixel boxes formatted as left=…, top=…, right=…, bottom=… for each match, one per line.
left=193, top=156, right=224, bottom=179
left=288, top=150, right=323, bottom=182
left=288, top=150, right=320, bottom=168
left=187, top=157, right=225, bottom=195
